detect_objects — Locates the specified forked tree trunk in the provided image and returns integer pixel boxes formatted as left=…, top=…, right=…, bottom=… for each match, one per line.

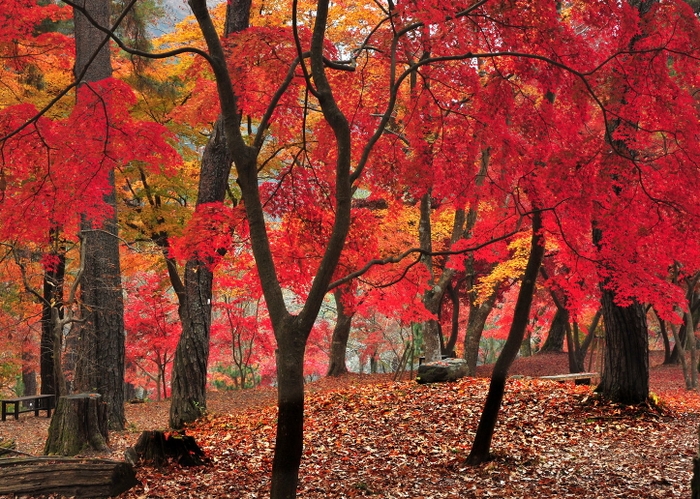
left=467, top=211, right=544, bottom=465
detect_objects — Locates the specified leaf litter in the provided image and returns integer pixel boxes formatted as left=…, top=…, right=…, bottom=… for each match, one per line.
left=1, top=353, right=697, bottom=499
left=121, top=355, right=699, bottom=499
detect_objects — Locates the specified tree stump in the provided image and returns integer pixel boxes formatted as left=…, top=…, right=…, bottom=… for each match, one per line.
left=127, top=430, right=206, bottom=467
left=44, top=393, right=108, bottom=456
left=0, top=456, right=138, bottom=498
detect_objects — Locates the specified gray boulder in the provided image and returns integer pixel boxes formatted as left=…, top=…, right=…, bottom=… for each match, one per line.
left=416, top=358, right=468, bottom=384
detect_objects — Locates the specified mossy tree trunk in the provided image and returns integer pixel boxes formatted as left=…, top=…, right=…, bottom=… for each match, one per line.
left=44, top=394, right=108, bottom=456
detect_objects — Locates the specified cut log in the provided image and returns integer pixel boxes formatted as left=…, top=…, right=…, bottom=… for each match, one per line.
left=128, top=430, right=206, bottom=467
left=416, top=358, right=468, bottom=384
left=0, top=456, right=138, bottom=498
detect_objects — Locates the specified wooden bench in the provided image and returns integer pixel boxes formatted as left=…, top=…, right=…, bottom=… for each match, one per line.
left=539, top=372, right=599, bottom=384
left=1, top=394, right=55, bottom=421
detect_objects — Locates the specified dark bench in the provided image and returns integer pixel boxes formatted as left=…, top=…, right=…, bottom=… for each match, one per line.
left=1, top=394, right=55, bottom=421
left=539, top=372, right=599, bottom=384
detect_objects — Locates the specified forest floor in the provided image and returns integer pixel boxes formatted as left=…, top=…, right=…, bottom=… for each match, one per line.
left=1, top=351, right=698, bottom=498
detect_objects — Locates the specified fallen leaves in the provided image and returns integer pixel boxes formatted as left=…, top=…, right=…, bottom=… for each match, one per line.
left=119, top=361, right=699, bottom=499
left=1, top=355, right=697, bottom=499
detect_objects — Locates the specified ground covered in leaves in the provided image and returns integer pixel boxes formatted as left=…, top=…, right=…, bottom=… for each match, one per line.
left=1, top=352, right=698, bottom=498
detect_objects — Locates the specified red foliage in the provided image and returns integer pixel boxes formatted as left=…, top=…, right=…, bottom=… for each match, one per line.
left=124, top=274, right=181, bottom=400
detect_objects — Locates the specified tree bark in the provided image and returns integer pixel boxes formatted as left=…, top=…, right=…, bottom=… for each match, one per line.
left=270, top=327, right=306, bottom=499
left=170, top=261, right=214, bottom=428
left=0, top=457, right=138, bottom=498
left=443, top=282, right=461, bottom=357
left=326, top=288, right=352, bottom=377
left=541, top=306, right=567, bottom=353
left=467, top=211, right=544, bottom=465
left=169, top=0, right=249, bottom=430
left=40, top=239, right=64, bottom=396
left=44, top=394, right=108, bottom=456
left=72, top=0, right=125, bottom=431
left=463, top=291, right=498, bottom=376
left=596, top=288, right=649, bottom=404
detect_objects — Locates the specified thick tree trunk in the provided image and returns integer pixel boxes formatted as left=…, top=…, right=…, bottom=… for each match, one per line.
left=44, top=394, right=108, bottom=456
left=47, top=0, right=124, bottom=454
left=596, top=288, right=649, bottom=404
left=71, top=0, right=125, bottom=431
left=170, top=261, right=213, bottom=428
left=419, top=192, right=443, bottom=363
left=77, top=191, right=126, bottom=430
left=467, top=211, right=544, bottom=465
left=270, top=329, right=306, bottom=499
left=326, top=288, right=352, bottom=377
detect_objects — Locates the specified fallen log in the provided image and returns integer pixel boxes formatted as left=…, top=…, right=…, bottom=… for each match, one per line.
left=0, top=456, right=139, bottom=498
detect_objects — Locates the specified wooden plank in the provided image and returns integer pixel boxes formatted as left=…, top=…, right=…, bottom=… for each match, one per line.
left=539, top=372, right=599, bottom=381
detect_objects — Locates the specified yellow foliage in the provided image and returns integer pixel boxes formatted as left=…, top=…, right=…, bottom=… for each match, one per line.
left=473, top=234, right=531, bottom=303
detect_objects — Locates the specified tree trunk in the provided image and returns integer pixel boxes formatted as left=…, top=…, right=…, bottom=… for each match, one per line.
left=463, top=292, right=498, bottom=376
left=326, top=288, right=352, bottom=377
left=72, top=0, right=125, bottom=431
left=657, top=312, right=673, bottom=364
left=270, top=328, right=306, bottom=499
left=419, top=191, right=443, bottom=363
left=77, top=192, right=125, bottom=430
left=170, top=261, right=213, bottom=428
left=46, top=0, right=124, bottom=452
left=169, top=0, right=250, bottom=429
left=596, top=288, right=649, bottom=404
left=443, top=282, right=461, bottom=357
left=467, top=211, right=544, bottom=465
left=40, top=241, right=64, bottom=396
left=22, top=343, right=37, bottom=396
left=44, top=394, right=108, bottom=456
left=541, top=307, right=567, bottom=353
